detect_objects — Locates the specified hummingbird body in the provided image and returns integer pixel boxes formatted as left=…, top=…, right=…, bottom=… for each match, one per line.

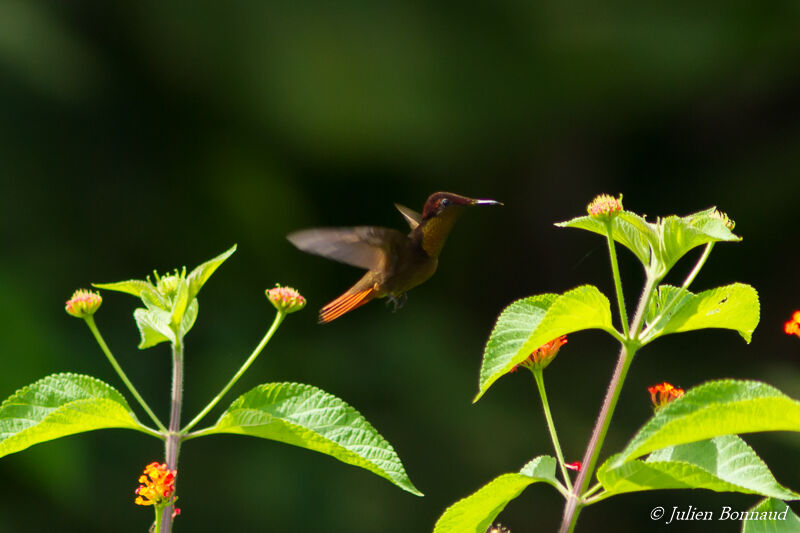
left=288, top=192, right=501, bottom=323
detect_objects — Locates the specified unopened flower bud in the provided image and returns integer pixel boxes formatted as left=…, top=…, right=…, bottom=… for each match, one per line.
left=711, top=209, right=735, bottom=230
left=65, top=289, right=102, bottom=318
left=564, top=461, right=582, bottom=472
left=266, top=284, right=306, bottom=314
left=587, top=194, right=623, bottom=218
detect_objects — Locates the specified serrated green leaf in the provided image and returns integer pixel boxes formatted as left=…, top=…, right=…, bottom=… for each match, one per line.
left=433, top=456, right=558, bottom=533
left=186, top=244, right=237, bottom=301
left=741, top=499, right=800, bottom=533
left=598, top=436, right=799, bottom=500
left=644, top=283, right=760, bottom=343
left=476, top=286, right=615, bottom=402
left=611, top=381, right=800, bottom=468
left=133, top=308, right=174, bottom=349
left=92, top=279, right=153, bottom=298
left=658, top=208, right=740, bottom=272
left=194, top=382, right=421, bottom=496
left=0, top=373, right=148, bottom=459
left=556, top=211, right=657, bottom=267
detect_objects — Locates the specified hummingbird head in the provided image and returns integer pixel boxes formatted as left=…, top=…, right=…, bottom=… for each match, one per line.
left=421, top=192, right=502, bottom=220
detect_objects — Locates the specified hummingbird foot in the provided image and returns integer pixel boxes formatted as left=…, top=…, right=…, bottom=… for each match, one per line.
left=386, top=293, right=408, bottom=312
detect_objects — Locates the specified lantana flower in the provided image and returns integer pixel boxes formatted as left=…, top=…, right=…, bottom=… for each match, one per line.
left=513, top=336, right=568, bottom=372
left=135, top=462, right=176, bottom=507
left=784, top=311, right=800, bottom=338
left=648, top=382, right=684, bottom=412
left=266, top=284, right=306, bottom=314
left=65, top=289, right=103, bottom=318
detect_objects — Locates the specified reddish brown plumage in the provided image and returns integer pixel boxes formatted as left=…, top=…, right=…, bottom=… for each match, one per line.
left=318, top=287, right=376, bottom=323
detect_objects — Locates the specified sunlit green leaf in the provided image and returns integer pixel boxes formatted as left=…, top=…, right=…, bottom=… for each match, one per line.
left=658, top=208, right=740, bottom=272
left=610, top=381, right=800, bottom=468
left=186, top=244, right=237, bottom=301
left=476, top=285, right=615, bottom=402
left=92, top=279, right=152, bottom=298
left=741, top=499, right=800, bottom=533
left=0, top=373, right=149, bottom=459
left=433, top=456, right=559, bottom=533
left=556, top=211, right=656, bottom=267
left=193, top=382, right=421, bottom=496
left=179, top=299, right=199, bottom=337
left=597, top=436, right=798, bottom=500
left=133, top=308, right=173, bottom=349
left=644, top=283, right=760, bottom=343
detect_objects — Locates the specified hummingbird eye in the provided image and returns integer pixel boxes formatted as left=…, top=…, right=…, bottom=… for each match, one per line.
left=438, top=198, right=450, bottom=209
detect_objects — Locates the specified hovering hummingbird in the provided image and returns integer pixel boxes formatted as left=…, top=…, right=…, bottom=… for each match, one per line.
left=287, top=192, right=502, bottom=323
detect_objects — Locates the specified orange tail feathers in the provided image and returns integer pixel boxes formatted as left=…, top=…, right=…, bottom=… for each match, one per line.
left=319, top=287, right=376, bottom=323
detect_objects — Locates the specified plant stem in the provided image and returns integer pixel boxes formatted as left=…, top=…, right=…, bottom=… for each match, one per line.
left=181, top=311, right=285, bottom=434
left=160, top=340, right=184, bottom=533
left=533, top=368, right=572, bottom=491
left=84, top=316, right=166, bottom=432
left=639, top=243, right=714, bottom=342
left=557, top=274, right=657, bottom=533
left=605, top=221, right=629, bottom=337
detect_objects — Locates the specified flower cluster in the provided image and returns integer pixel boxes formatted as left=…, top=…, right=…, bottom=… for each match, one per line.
left=135, top=462, right=176, bottom=507
left=513, top=336, right=568, bottom=372
left=785, top=311, right=800, bottom=338
left=65, top=289, right=103, bottom=318
left=266, top=284, right=306, bottom=314
left=648, top=382, right=684, bottom=412
left=587, top=194, right=623, bottom=218
left=486, top=524, right=511, bottom=533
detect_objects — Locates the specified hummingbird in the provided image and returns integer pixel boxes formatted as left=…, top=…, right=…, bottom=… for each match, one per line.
left=288, top=192, right=502, bottom=323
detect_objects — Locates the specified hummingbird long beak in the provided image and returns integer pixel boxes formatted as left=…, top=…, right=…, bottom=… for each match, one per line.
left=471, top=199, right=503, bottom=206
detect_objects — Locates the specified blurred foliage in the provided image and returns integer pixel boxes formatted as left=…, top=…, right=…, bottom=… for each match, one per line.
left=1, top=1, right=799, bottom=531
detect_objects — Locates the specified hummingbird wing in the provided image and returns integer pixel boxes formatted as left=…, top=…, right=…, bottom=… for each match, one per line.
left=394, top=203, right=422, bottom=230
left=287, top=227, right=407, bottom=271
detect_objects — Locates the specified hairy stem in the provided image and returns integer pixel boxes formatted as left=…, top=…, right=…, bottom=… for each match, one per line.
left=533, top=368, right=572, bottom=491
left=557, top=274, right=657, bottom=533
left=182, top=311, right=285, bottom=434
left=84, top=316, right=166, bottom=432
left=604, top=221, right=629, bottom=337
left=160, top=340, right=184, bottom=533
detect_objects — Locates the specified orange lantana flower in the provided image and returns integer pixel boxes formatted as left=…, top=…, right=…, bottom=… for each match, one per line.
left=648, top=382, right=684, bottom=412
left=513, top=336, right=568, bottom=372
left=135, top=462, right=176, bottom=507
left=784, top=311, right=800, bottom=338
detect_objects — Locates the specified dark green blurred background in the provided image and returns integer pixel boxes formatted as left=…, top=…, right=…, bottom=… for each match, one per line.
left=1, top=2, right=800, bottom=532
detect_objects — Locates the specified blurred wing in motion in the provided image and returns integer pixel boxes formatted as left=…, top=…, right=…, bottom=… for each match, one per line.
left=287, top=226, right=408, bottom=271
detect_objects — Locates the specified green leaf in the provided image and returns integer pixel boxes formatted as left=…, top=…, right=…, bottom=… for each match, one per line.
left=433, top=456, right=559, bottom=533
left=658, top=208, right=740, bottom=272
left=741, top=499, right=800, bottom=533
left=0, top=373, right=148, bottom=459
left=476, top=286, right=615, bottom=402
left=169, top=278, right=190, bottom=329
left=556, top=211, right=657, bottom=268
left=133, top=308, right=174, bottom=349
left=186, top=244, right=237, bottom=301
left=644, top=283, right=760, bottom=343
left=92, top=279, right=152, bottom=298
left=179, top=299, right=199, bottom=337
left=597, top=435, right=799, bottom=500
left=610, top=380, right=800, bottom=468
left=195, top=382, right=422, bottom=496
